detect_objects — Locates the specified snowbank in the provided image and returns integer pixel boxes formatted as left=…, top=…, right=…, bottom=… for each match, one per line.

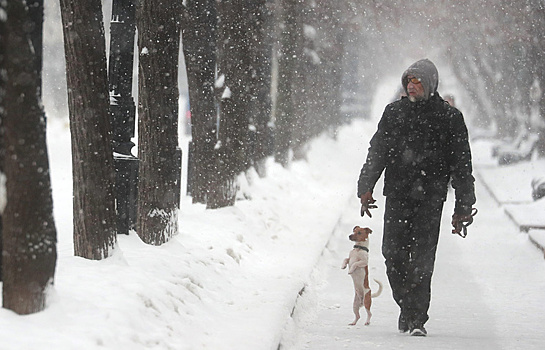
left=0, top=116, right=375, bottom=350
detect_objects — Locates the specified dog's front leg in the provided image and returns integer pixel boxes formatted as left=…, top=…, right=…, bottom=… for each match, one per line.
left=348, top=260, right=367, bottom=274
left=341, top=258, right=349, bottom=269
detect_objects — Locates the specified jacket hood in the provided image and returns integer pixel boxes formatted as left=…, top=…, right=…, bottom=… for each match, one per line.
left=402, top=59, right=439, bottom=100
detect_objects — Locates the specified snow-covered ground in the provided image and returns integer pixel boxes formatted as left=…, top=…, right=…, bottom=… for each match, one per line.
left=0, top=113, right=372, bottom=350
left=2, top=71, right=545, bottom=350
left=279, top=155, right=545, bottom=350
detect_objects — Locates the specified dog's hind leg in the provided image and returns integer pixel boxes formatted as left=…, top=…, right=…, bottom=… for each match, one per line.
left=363, top=290, right=372, bottom=325
left=349, top=292, right=362, bottom=325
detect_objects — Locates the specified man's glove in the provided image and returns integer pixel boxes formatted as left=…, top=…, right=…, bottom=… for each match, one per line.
left=360, top=191, right=378, bottom=218
left=451, top=208, right=478, bottom=237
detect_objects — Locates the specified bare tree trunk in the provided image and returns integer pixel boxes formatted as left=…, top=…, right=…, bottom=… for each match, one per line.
left=0, top=0, right=6, bottom=283
left=529, top=4, right=545, bottom=157
left=136, top=0, right=182, bottom=245
left=274, top=0, right=299, bottom=167
left=291, top=0, right=310, bottom=160
left=2, top=0, right=57, bottom=314
left=247, top=0, right=274, bottom=177
left=207, top=0, right=255, bottom=209
left=60, top=0, right=117, bottom=259
left=181, top=0, right=218, bottom=204
left=321, top=1, right=344, bottom=136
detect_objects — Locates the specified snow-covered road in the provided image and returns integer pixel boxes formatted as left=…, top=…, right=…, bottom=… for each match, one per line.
left=280, top=168, right=545, bottom=349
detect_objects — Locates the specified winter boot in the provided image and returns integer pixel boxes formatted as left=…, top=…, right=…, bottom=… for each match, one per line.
left=410, top=326, right=427, bottom=337
left=398, top=314, right=409, bottom=333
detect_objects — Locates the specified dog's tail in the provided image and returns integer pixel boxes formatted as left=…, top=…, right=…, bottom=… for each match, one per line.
left=371, top=279, right=383, bottom=298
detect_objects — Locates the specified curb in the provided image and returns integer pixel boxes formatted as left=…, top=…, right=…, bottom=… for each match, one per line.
left=529, top=230, right=545, bottom=259
left=276, top=195, right=351, bottom=349
left=476, top=168, right=545, bottom=258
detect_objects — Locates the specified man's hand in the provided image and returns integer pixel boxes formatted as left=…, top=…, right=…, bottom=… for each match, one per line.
left=451, top=208, right=477, bottom=237
left=360, top=191, right=378, bottom=217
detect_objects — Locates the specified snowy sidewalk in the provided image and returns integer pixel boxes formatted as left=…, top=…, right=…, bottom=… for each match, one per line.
left=279, top=174, right=545, bottom=349
left=472, top=140, right=545, bottom=256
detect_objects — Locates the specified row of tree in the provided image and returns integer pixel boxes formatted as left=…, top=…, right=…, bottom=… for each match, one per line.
left=354, top=0, right=545, bottom=153
left=0, top=0, right=361, bottom=314
left=6, top=0, right=543, bottom=317
left=443, top=0, right=545, bottom=153
left=184, top=0, right=362, bottom=208
left=0, top=0, right=184, bottom=315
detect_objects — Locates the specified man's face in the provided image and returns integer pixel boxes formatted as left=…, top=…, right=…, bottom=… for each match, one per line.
left=406, top=75, right=425, bottom=102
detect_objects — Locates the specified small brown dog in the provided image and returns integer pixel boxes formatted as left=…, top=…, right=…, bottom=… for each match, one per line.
left=341, top=226, right=383, bottom=326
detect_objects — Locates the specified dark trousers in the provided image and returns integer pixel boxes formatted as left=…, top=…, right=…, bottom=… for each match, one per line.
left=382, top=196, right=444, bottom=329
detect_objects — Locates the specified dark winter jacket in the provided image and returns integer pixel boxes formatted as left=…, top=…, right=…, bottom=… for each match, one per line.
left=357, top=94, right=476, bottom=215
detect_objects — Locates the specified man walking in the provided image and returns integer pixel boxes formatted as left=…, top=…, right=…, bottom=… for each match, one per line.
left=357, top=59, right=476, bottom=336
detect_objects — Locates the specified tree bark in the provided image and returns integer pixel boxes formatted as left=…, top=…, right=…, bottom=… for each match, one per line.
left=0, top=0, right=6, bottom=282
left=319, top=0, right=344, bottom=137
left=60, top=0, right=117, bottom=258
left=207, top=0, right=253, bottom=209
left=246, top=0, right=274, bottom=176
left=181, top=0, right=218, bottom=204
left=529, top=4, right=545, bottom=157
left=274, top=0, right=299, bottom=167
left=291, top=0, right=310, bottom=160
left=2, top=0, right=57, bottom=314
left=136, top=0, right=182, bottom=245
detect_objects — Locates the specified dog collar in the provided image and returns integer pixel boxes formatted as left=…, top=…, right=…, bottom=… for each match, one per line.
left=353, top=245, right=369, bottom=252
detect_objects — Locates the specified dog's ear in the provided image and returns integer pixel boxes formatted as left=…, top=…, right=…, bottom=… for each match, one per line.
left=353, top=225, right=360, bottom=231
left=368, top=228, right=373, bottom=234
